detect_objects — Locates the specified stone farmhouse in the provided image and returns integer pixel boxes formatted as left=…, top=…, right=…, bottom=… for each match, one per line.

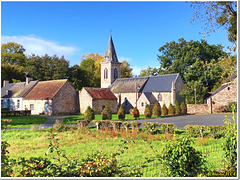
left=79, top=87, right=117, bottom=114
left=23, top=79, right=77, bottom=115
left=80, top=35, right=185, bottom=114
left=1, top=78, right=38, bottom=111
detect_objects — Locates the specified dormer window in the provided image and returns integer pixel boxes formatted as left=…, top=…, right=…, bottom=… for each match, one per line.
left=6, top=90, right=12, bottom=96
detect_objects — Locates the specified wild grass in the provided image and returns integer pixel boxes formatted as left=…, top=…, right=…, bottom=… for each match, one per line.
left=1, top=127, right=225, bottom=177
left=2, top=116, right=48, bottom=128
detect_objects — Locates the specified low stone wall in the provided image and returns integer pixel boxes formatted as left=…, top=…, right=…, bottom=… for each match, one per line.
left=187, top=104, right=211, bottom=114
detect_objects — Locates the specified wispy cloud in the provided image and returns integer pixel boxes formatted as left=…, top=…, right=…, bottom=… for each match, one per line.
left=132, top=66, right=144, bottom=76
left=118, top=56, right=132, bottom=62
left=1, top=35, right=78, bottom=57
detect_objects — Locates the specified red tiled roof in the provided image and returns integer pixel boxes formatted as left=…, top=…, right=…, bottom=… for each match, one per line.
left=84, top=87, right=117, bottom=100
left=24, top=79, right=67, bottom=100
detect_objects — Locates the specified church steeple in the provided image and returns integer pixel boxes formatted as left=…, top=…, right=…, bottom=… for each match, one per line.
left=104, top=35, right=119, bottom=62
left=101, top=34, right=121, bottom=88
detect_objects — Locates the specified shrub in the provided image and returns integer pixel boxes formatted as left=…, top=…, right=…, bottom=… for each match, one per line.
left=227, top=102, right=237, bottom=112
left=160, top=137, right=207, bottom=177
left=161, top=104, right=168, bottom=116
left=184, top=125, right=206, bottom=138
left=132, top=107, right=139, bottom=119
left=117, top=105, right=125, bottom=120
left=152, top=102, right=161, bottom=117
left=84, top=106, right=95, bottom=121
left=222, top=105, right=237, bottom=172
left=168, top=104, right=175, bottom=115
left=1, top=141, right=13, bottom=177
left=175, top=101, right=181, bottom=115
left=180, top=102, right=187, bottom=114
left=77, top=120, right=89, bottom=128
left=206, top=125, right=225, bottom=139
left=144, top=104, right=152, bottom=118
left=101, top=106, right=112, bottom=120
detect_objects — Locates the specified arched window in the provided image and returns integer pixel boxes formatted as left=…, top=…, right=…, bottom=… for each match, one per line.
left=114, top=68, right=118, bottom=79
left=158, top=93, right=162, bottom=101
left=104, top=68, right=108, bottom=79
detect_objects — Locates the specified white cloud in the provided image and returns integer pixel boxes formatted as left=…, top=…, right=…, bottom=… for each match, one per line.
left=1, top=35, right=78, bottom=57
left=118, top=56, right=132, bottom=62
left=132, top=66, right=143, bottom=76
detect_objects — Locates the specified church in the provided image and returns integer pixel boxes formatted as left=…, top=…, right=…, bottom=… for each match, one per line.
left=79, top=35, right=185, bottom=114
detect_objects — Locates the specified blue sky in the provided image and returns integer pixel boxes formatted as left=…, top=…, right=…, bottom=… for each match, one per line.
left=1, top=1, right=232, bottom=75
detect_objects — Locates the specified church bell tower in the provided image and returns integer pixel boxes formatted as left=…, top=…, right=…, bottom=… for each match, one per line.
left=101, top=35, right=121, bottom=88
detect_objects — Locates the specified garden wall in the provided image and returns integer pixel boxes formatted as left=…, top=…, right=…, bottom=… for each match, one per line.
left=187, top=104, right=211, bottom=114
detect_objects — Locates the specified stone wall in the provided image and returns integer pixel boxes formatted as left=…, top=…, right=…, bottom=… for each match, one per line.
left=152, top=92, right=172, bottom=107
left=79, top=88, right=93, bottom=114
left=92, top=99, right=117, bottom=114
left=187, top=104, right=211, bottom=114
left=52, top=81, right=77, bottom=115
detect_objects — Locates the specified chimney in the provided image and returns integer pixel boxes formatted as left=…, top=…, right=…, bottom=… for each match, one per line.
left=26, top=77, right=33, bottom=85
left=3, top=80, right=9, bottom=87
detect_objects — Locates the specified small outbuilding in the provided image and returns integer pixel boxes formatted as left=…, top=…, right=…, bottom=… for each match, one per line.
left=79, top=87, right=117, bottom=114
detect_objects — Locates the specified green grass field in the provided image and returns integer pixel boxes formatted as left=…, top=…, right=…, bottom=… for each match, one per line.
left=2, top=116, right=48, bottom=128
left=1, top=127, right=225, bottom=177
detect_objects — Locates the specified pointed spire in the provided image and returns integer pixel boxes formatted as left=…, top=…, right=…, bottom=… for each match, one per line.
left=104, top=34, right=119, bottom=62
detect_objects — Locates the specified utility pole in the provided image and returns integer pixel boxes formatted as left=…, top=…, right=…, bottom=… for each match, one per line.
left=194, top=87, right=196, bottom=113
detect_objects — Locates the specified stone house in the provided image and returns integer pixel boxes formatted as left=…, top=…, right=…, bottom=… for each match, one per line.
left=1, top=78, right=38, bottom=111
left=23, top=79, right=77, bottom=115
left=79, top=87, right=117, bottom=114
left=109, top=73, right=185, bottom=114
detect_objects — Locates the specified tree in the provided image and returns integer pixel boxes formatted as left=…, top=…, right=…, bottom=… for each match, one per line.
left=139, top=66, right=159, bottom=77
left=68, top=65, right=87, bottom=90
left=121, top=60, right=133, bottom=78
left=190, top=1, right=237, bottom=50
left=153, top=102, right=161, bottom=117
left=1, top=42, right=27, bottom=67
left=1, top=64, right=25, bottom=86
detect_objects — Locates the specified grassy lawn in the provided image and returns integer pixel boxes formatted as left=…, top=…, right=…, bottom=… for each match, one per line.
left=1, top=116, right=48, bottom=128
left=63, top=114, right=177, bottom=124
left=1, top=127, right=225, bottom=177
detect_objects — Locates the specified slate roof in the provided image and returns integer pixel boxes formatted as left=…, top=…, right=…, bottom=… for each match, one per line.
left=1, top=81, right=38, bottom=98
left=84, top=87, right=117, bottom=100
left=109, top=74, right=179, bottom=93
left=24, top=79, right=68, bottom=100
left=142, top=74, right=179, bottom=92
left=143, top=92, right=158, bottom=104
left=109, top=77, right=149, bottom=93
left=103, top=35, right=119, bottom=63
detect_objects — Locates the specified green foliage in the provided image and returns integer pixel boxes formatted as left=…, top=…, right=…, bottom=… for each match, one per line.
left=144, top=104, right=152, bottom=118
left=121, top=60, right=133, bottom=78
left=101, top=106, right=112, bottom=120
left=152, top=102, right=161, bottom=117
left=84, top=106, right=95, bottom=121
left=143, top=122, right=177, bottom=134
left=1, top=119, right=12, bottom=130
left=1, top=141, right=14, bottom=177
left=1, top=42, right=27, bottom=66
left=160, top=137, right=207, bottom=177
left=68, top=65, right=86, bottom=91
left=180, top=102, right=187, bottom=114
left=117, top=105, right=125, bottom=120
left=132, top=107, right=139, bottom=119
left=139, top=66, right=159, bottom=77
left=161, top=104, right=168, bottom=116
left=227, top=102, right=237, bottom=112
left=174, top=101, right=181, bottom=115
left=167, top=104, right=175, bottom=115
left=1, top=64, right=25, bottom=86
left=222, top=105, right=237, bottom=172
left=206, top=125, right=225, bottom=139
left=185, top=125, right=206, bottom=138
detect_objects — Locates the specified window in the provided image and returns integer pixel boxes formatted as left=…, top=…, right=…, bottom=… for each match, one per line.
left=114, top=68, right=118, bottom=79
left=104, top=68, right=108, bottom=79
left=1, top=100, right=4, bottom=108
left=142, top=102, right=144, bottom=107
left=158, top=93, right=162, bottom=101
left=124, top=97, right=128, bottom=106
left=7, top=99, right=10, bottom=109
left=17, top=100, right=20, bottom=109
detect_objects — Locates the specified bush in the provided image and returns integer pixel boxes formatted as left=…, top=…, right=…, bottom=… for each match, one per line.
left=132, top=107, right=139, bottom=120
left=161, top=104, right=168, bottom=116
left=117, top=105, right=125, bottom=120
left=175, top=101, right=181, bottom=115
left=1, top=141, right=13, bottom=177
left=101, top=106, right=112, bottom=120
left=144, top=104, right=152, bottom=118
left=222, top=105, right=237, bottom=172
left=152, top=103, right=161, bottom=117
left=84, top=106, right=95, bottom=121
left=180, top=102, right=187, bottom=114
left=206, top=125, right=225, bottom=138
left=184, top=125, right=206, bottom=138
left=160, top=137, right=207, bottom=177
left=227, top=102, right=237, bottom=112
left=168, top=104, right=175, bottom=115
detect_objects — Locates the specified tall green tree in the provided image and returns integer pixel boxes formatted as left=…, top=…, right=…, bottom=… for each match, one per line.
left=121, top=60, right=133, bottom=78
left=190, top=1, right=237, bottom=50
left=1, top=42, right=27, bottom=66
left=139, top=66, right=159, bottom=77
left=1, top=64, right=25, bottom=86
